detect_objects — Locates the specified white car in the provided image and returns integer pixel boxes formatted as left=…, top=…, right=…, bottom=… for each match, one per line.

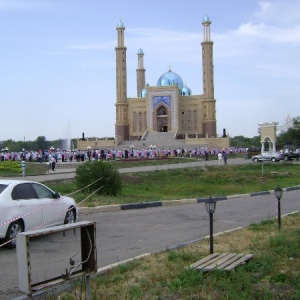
left=0, top=180, right=77, bottom=248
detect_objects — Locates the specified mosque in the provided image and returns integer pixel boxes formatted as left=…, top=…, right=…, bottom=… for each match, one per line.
left=77, top=16, right=229, bottom=150
left=116, top=15, right=216, bottom=141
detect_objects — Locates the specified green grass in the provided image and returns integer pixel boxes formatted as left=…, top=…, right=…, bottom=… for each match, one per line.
left=111, top=157, right=206, bottom=168
left=46, top=162, right=300, bottom=207
left=61, top=213, right=300, bottom=299
left=0, top=161, right=48, bottom=176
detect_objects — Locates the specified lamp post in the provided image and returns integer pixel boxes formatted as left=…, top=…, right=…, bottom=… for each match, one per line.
left=205, top=197, right=217, bottom=254
left=274, top=186, right=283, bottom=230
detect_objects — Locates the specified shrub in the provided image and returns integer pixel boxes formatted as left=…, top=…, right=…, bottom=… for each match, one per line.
left=75, top=161, right=122, bottom=196
left=0, top=161, right=21, bottom=173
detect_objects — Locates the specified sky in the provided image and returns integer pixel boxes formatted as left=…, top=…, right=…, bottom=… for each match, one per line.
left=1, top=0, right=300, bottom=142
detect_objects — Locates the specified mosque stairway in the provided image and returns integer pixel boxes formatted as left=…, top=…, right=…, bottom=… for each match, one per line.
left=117, top=132, right=205, bottom=150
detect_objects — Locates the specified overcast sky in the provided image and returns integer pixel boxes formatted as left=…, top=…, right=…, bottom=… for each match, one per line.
left=1, top=0, right=299, bottom=141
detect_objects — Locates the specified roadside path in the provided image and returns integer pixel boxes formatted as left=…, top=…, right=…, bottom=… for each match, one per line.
left=1, top=157, right=248, bottom=182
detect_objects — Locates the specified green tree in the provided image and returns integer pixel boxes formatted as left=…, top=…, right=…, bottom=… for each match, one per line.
left=277, top=116, right=300, bottom=149
left=230, top=135, right=260, bottom=148
left=36, top=136, right=49, bottom=151
left=75, top=161, right=122, bottom=196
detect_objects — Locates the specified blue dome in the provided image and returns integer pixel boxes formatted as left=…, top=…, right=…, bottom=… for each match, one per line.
left=157, top=69, right=184, bottom=90
left=137, top=48, right=144, bottom=54
left=140, top=83, right=149, bottom=98
left=181, top=84, right=192, bottom=96
left=202, top=15, right=211, bottom=23
left=140, top=88, right=147, bottom=97
left=116, top=20, right=125, bottom=28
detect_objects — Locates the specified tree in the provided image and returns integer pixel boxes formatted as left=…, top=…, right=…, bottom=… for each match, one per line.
left=75, top=161, right=122, bottom=196
left=277, top=116, right=300, bottom=149
left=35, top=136, right=49, bottom=151
left=229, top=135, right=260, bottom=148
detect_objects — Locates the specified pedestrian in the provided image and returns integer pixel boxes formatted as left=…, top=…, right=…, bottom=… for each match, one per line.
left=21, top=159, right=26, bottom=177
left=223, top=151, right=227, bottom=165
left=218, top=152, right=222, bottom=165
left=51, top=156, right=56, bottom=171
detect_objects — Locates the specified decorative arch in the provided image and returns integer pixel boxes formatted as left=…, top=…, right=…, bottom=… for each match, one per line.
left=258, top=122, right=278, bottom=153
left=156, top=104, right=169, bottom=132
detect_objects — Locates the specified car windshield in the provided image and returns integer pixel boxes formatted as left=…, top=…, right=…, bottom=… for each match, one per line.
left=0, top=184, right=8, bottom=194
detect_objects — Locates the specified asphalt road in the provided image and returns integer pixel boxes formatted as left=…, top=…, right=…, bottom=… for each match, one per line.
left=1, top=188, right=299, bottom=299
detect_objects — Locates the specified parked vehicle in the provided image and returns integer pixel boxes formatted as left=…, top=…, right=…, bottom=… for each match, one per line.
left=0, top=180, right=77, bottom=248
left=252, top=152, right=282, bottom=163
left=245, top=147, right=261, bottom=159
left=282, top=151, right=300, bottom=161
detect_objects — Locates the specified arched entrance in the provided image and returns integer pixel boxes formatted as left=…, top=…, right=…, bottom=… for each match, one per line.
left=157, top=106, right=168, bottom=132
left=258, top=122, right=278, bottom=153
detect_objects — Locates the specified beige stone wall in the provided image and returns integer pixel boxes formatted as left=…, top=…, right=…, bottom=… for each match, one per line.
left=178, top=94, right=204, bottom=135
left=260, top=126, right=277, bottom=141
left=127, top=97, right=147, bottom=137
left=185, top=136, right=230, bottom=149
left=77, top=138, right=117, bottom=150
left=126, top=87, right=213, bottom=138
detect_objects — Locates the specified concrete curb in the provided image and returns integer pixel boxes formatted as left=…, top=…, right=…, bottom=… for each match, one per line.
left=78, top=185, right=300, bottom=214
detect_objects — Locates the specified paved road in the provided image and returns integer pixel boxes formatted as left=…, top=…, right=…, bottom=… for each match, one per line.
left=1, top=189, right=300, bottom=299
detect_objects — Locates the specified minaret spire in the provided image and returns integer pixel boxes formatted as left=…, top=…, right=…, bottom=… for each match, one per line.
left=115, top=20, right=129, bottom=141
left=201, top=15, right=214, bottom=100
left=201, top=15, right=216, bottom=138
left=136, top=48, right=146, bottom=97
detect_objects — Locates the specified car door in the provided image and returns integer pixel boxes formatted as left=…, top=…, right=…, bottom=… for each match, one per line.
left=263, top=152, right=272, bottom=161
left=31, top=183, right=64, bottom=227
left=11, top=183, right=43, bottom=231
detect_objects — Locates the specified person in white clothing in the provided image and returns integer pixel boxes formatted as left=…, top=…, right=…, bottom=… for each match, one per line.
left=218, top=152, right=222, bottom=165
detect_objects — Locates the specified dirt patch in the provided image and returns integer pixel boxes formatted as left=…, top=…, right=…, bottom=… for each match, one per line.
left=121, top=174, right=145, bottom=184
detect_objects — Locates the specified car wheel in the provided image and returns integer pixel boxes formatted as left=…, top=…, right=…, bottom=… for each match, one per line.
left=5, top=220, right=23, bottom=249
left=271, top=157, right=276, bottom=162
left=64, top=208, right=76, bottom=224
left=253, top=158, right=258, bottom=163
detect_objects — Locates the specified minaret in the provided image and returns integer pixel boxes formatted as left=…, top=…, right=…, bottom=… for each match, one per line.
left=136, top=48, right=146, bottom=97
left=201, top=15, right=216, bottom=137
left=115, top=20, right=129, bottom=141
left=201, top=15, right=214, bottom=100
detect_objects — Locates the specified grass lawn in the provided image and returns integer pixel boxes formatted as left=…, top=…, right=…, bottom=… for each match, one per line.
left=46, top=162, right=300, bottom=207
left=62, top=212, right=300, bottom=299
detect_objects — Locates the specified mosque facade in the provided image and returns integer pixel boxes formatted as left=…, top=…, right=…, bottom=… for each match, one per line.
left=115, top=15, right=217, bottom=142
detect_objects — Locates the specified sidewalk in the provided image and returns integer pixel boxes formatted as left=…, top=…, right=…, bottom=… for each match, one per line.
left=2, top=158, right=248, bottom=183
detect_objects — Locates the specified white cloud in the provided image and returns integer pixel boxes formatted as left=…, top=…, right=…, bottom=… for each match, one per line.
left=256, top=0, right=300, bottom=25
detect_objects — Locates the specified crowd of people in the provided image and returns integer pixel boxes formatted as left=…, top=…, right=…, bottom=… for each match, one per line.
left=0, top=146, right=249, bottom=163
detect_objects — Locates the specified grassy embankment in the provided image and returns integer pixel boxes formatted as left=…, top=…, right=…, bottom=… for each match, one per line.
left=51, top=161, right=299, bottom=207
left=1, top=158, right=299, bottom=207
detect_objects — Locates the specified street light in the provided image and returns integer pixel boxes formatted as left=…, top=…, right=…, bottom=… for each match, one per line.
left=274, top=186, right=283, bottom=230
left=205, top=197, right=217, bottom=254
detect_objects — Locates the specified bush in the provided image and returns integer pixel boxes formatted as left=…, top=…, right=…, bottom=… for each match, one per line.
left=0, top=161, right=21, bottom=173
left=75, top=161, right=122, bottom=196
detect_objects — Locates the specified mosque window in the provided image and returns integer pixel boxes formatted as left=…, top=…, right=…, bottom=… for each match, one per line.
left=138, top=111, right=143, bottom=132
left=181, top=113, right=186, bottom=130
left=193, top=110, right=198, bottom=131
left=143, top=112, right=147, bottom=129
left=187, top=110, right=192, bottom=130
left=133, top=112, right=137, bottom=132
